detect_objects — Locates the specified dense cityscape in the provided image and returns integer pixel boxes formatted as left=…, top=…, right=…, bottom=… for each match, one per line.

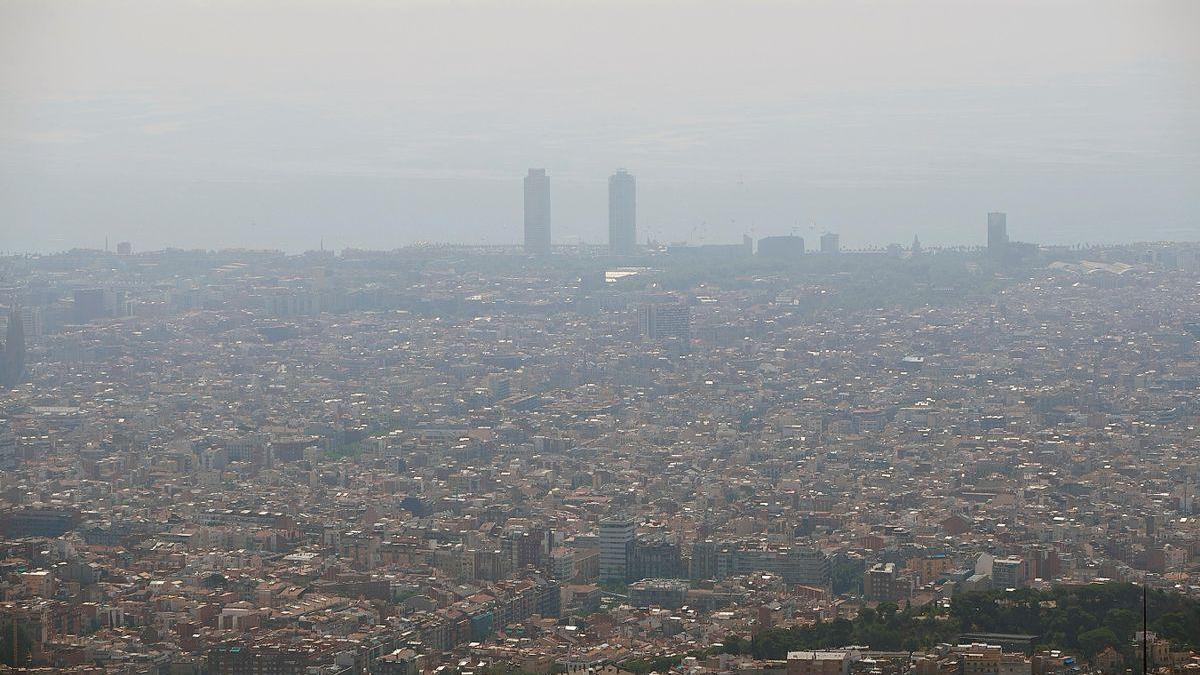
left=0, top=195, right=1198, bottom=674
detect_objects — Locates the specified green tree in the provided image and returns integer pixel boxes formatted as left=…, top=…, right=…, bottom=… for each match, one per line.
left=1104, top=608, right=1137, bottom=643
left=1078, top=627, right=1118, bottom=659
left=831, top=556, right=865, bottom=595
left=877, top=602, right=899, bottom=623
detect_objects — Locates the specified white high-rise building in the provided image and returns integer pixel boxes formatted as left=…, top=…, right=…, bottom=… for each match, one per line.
left=599, top=515, right=635, bottom=583
left=608, top=169, right=636, bottom=255
left=524, top=169, right=551, bottom=255
left=991, top=556, right=1026, bottom=589
left=637, top=302, right=691, bottom=342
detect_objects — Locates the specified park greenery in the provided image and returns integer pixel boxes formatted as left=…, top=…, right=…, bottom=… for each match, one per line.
left=721, top=583, right=1200, bottom=662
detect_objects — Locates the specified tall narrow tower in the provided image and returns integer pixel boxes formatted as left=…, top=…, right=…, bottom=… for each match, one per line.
left=1, top=305, right=26, bottom=389
left=524, top=169, right=551, bottom=255
left=987, top=212, right=1008, bottom=257
left=608, top=169, right=636, bottom=255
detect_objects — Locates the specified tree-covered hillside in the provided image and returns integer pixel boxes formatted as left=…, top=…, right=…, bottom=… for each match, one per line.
left=723, top=583, right=1200, bottom=661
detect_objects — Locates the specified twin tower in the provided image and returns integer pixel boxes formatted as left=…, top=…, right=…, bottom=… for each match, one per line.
left=524, top=169, right=636, bottom=256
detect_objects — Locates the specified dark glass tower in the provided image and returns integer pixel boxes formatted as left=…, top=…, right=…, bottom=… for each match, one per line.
left=608, top=169, right=636, bottom=255
left=523, top=169, right=551, bottom=255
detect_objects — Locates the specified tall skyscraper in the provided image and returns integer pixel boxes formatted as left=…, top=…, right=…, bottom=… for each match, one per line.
left=1, top=305, right=26, bottom=389
left=523, top=169, right=551, bottom=255
left=987, top=212, right=1008, bottom=256
left=608, top=169, right=636, bottom=255
left=599, top=515, right=635, bottom=583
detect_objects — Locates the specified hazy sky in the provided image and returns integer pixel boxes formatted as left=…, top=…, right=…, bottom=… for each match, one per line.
left=2, top=0, right=1198, bottom=252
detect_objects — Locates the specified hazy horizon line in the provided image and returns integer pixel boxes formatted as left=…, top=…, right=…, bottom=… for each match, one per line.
left=5, top=237, right=1198, bottom=259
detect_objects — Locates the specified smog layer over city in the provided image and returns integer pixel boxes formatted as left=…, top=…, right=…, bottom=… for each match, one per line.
left=0, top=1, right=1199, bottom=674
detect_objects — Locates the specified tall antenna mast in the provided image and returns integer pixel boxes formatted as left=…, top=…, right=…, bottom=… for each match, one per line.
left=1143, top=578, right=1148, bottom=675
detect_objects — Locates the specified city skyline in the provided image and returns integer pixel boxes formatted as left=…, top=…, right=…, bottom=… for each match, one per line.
left=10, top=160, right=1161, bottom=255
left=1, top=163, right=1196, bottom=254
left=7, top=208, right=1173, bottom=257
left=2, top=164, right=1191, bottom=257
left=2, top=1, right=1197, bottom=253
